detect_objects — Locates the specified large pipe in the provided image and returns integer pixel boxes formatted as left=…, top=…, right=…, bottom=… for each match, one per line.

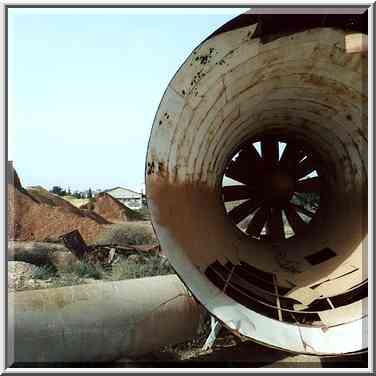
left=146, top=10, right=368, bottom=355
left=8, top=275, right=203, bottom=364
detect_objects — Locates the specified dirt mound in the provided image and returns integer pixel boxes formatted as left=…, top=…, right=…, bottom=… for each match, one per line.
left=81, top=193, right=144, bottom=223
left=8, top=162, right=23, bottom=191
left=62, top=195, right=90, bottom=208
left=81, top=209, right=110, bottom=224
left=27, top=186, right=84, bottom=214
left=7, top=170, right=109, bottom=243
left=8, top=163, right=40, bottom=204
left=27, top=186, right=110, bottom=225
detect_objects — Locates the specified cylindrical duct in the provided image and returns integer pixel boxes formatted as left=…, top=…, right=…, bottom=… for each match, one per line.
left=146, top=11, right=368, bottom=355
left=8, top=275, right=202, bottom=364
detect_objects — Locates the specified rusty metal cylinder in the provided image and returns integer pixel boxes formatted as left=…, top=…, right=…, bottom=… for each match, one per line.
left=8, top=275, right=202, bottom=364
left=146, top=11, right=368, bottom=355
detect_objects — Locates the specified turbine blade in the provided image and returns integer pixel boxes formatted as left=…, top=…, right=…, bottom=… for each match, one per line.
left=295, top=157, right=316, bottom=179
left=261, top=136, right=278, bottom=170
left=292, top=203, right=315, bottom=218
left=295, top=177, right=321, bottom=193
left=279, top=142, right=305, bottom=170
left=284, top=204, right=307, bottom=234
left=225, top=144, right=263, bottom=185
left=246, top=206, right=269, bottom=236
left=228, top=199, right=260, bottom=224
left=269, top=208, right=285, bottom=242
left=223, top=185, right=253, bottom=202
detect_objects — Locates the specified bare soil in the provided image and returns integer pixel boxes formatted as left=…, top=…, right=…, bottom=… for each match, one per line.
left=81, top=193, right=143, bottom=223
left=8, top=184, right=109, bottom=243
left=7, top=168, right=147, bottom=244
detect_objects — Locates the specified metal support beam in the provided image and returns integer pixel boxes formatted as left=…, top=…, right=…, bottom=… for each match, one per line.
left=202, top=316, right=221, bottom=351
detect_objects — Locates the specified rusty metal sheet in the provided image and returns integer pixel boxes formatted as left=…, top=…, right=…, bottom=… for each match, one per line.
left=146, top=11, right=368, bottom=355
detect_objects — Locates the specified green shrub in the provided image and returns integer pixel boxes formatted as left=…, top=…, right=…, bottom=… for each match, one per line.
left=31, top=265, right=56, bottom=280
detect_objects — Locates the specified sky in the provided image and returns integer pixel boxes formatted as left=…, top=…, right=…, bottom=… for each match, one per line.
left=8, top=8, right=246, bottom=193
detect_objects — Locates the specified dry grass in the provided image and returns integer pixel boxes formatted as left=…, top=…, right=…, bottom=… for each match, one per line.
left=109, top=255, right=174, bottom=281
left=94, top=221, right=157, bottom=246
left=10, top=250, right=174, bottom=291
left=10, top=220, right=162, bottom=291
left=62, top=196, right=90, bottom=208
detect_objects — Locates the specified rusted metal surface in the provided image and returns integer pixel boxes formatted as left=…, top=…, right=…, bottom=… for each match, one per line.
left=8, top=275, right=202, bottom=364
left=206, top=10, right=368, bottom=42
left=146, top=11, right=368, bottom=355
left=61, top=229, right=90, bottom=259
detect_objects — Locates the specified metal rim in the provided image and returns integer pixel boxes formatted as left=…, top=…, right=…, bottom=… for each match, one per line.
left=145, top=14, right=368, bottom=355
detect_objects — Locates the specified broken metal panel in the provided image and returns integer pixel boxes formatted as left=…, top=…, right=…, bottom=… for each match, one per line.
left=318, top=298, right=367, bottom=326
left=311, top=269, right=362, bottom=298
left=299, top=316, right=368, bottom=355
left=60, top=229, right=90, bottom=259
left=146, top=10, right=368, bottom=355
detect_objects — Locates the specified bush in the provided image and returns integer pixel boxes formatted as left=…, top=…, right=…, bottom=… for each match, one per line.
left=135, top=206, right=151, bottom=220
left=60, top=261, right=105, bottom=279
left=31, top=265, right=56, bottom=280
left=95, top=222, right=157, bottom=246
left=50, top=186, right=66, bottom=196
left=109, top=255, right=175, bottom=281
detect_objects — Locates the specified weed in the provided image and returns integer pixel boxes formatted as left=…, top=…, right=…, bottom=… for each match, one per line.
left=95, top=222, right=157, bottom=247
left=31, top=264, right=56, bottom=280
left=108, top=255, right=175, bottom=281
left=60, top=261, right=105, bottom=279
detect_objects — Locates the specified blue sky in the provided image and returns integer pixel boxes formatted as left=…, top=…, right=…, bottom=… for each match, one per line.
left=8, top=8, right=246, bottom=193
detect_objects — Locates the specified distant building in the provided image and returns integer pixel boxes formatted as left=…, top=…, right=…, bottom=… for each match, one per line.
left=103, top=187, right=143, bottom=210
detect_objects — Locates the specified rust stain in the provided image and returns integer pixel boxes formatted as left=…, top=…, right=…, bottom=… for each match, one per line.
left=146, top=161, right=155, bottom=176
left=157, top=161, right=167, bottom=178
left=147, top=177, right=235, bottom=268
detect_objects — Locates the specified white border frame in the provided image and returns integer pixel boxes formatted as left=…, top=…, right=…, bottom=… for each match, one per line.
left=0, top=1, right=373, bottom=373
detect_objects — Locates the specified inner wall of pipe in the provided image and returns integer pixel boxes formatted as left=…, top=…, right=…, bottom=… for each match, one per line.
left=146, top=25, right=367, bottom=337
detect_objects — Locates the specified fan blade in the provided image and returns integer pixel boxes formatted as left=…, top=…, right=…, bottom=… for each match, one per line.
left=279, top=142, right=305, bottom=170
left=228, top=199, right=261, bottom=224
left=240, top=143, right=263, bottom=166
left=225, top=144, right=263, bottom=185
left=261, top=136, right=279, bottom=170
left=246, top=206, right=269, bottom=236
left=295, top=157, right=316, bottom=179
left=225, top=161, right=250, bottom=185
left=284, top=204, right=307, bottom=234
left=295, top=177, right=321, bottom=193
left=222, top=185, right=253, bottom=202
left=269, top=208, right=285, bottom=242
left=292, top=204, right=315, bottom=218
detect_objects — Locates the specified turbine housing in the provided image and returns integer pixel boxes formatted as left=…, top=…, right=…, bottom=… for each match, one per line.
left=146, top=11, right=368, bottom=355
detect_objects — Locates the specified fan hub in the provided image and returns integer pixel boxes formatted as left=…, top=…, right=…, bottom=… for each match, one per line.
left=262, top=169, right=294, bottom=204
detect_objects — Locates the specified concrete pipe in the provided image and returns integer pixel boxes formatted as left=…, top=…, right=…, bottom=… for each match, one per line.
left=146, top=11, right=368, bottom=355
left=8, top=275, right=202, bottom=364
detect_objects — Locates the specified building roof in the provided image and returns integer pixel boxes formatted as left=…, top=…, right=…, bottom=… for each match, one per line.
left=103, top=186, right=142, bottom=196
